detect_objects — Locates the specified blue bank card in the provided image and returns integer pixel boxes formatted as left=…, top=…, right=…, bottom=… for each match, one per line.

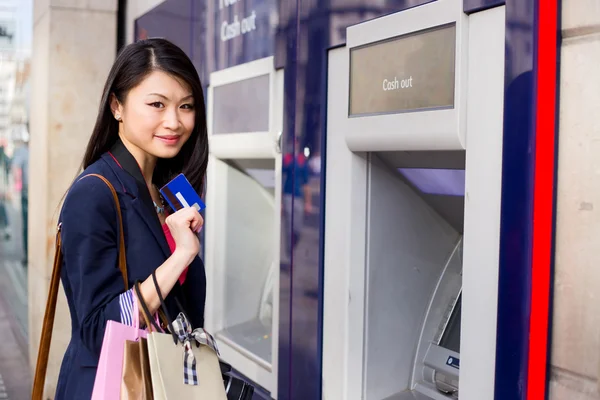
left=160, top=173, right=206, bottom=212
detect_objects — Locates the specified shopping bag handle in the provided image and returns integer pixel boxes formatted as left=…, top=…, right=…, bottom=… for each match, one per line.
left=133, top=281, right=157, bottom=332
left=133, top=279, right=179, bottom=341
left=151, top=270, right=180, bottom=344
left=32, top=174, right=128, bottom=400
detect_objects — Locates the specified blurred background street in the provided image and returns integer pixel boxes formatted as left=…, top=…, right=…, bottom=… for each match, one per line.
left=0, top=4, right=32, bottom=398
left=0, top=179, right=30, bottom=400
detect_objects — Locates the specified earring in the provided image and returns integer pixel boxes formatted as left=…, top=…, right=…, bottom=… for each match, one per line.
left=115, top=114, right=121, bottom=121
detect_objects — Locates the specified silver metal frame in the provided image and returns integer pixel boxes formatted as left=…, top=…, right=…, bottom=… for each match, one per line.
left=345, top=0, right=468, bottom=152
left=204, top=56, right=283, bottom=396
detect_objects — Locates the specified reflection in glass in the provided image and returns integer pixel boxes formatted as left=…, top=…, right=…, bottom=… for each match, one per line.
left=397, top=168, right=465, bottom=196
left=439, top=293, right=462, bottom=354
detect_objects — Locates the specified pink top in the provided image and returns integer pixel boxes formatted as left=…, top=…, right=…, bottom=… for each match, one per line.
left=162, top=223, right=189, bottom=285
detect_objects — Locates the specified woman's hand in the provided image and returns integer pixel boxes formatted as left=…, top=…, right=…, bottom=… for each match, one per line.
left=165, top=207, right=203, bottom=266
left=136, top=207, right=203, bottom=320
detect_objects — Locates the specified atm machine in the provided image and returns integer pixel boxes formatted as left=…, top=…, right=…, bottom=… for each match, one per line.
left=323, top=1, right=505, bottom=399
left=204, top=56, right=283, bottom=396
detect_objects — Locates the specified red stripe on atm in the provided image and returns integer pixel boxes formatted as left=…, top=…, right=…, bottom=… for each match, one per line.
left=527, top=0, right=558, bottom=399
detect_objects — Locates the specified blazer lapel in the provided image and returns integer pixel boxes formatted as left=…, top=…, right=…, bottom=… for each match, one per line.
left=131, top=186, right=172, bottom=260
left=106, top=140, right=172, bottom=259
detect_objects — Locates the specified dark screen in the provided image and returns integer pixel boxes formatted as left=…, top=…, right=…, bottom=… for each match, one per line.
left=439, top=294, right=461, bottom=354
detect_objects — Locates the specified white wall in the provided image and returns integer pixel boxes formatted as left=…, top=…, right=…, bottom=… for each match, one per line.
left=549, top=1, right=600, bottom=399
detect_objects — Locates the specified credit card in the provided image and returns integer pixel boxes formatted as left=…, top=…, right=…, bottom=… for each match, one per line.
left=160, top=173, right=206, bottom=212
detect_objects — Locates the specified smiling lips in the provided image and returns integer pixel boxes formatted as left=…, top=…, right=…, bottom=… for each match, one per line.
left=155, top=135, right=181, bottom=145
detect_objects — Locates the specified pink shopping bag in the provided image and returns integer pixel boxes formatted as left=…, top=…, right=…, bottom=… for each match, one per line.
left=91, top=293, right=158, bottom=400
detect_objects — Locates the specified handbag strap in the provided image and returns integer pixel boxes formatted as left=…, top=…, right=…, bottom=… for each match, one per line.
left=31, top=173, right=128, bottom=400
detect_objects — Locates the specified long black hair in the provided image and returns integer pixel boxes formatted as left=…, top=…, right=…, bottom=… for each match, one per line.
left=82, top=38, right=208, bottom=194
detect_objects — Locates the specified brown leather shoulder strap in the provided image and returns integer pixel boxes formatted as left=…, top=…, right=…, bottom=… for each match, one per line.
left=31, top=173, right=128, bottom=400
left=31, top=224, right=64, bottom=400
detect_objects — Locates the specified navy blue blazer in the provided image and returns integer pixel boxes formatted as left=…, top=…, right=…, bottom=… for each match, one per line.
left=54, top=142, right=206, bottom=400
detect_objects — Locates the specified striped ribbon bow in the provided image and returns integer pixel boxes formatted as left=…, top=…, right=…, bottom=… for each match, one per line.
left=171, top=312, right=220, bottom=386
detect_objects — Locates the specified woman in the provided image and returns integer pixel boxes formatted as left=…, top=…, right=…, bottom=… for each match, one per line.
left=55, top=38, right=208, bottom=399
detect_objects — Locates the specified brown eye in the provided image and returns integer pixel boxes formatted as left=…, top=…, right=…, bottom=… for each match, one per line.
left=181, top=104, right=194, bottom=110
left=149, top=102, right=164, bottom=108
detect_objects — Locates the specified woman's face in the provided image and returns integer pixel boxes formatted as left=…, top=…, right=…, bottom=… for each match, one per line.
left=111, top=70, right=195, bottom=162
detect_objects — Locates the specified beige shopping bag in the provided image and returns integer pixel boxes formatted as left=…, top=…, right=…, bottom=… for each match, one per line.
left=147, top=328, right=227, bottom=399
left=135, top=282, right=227, bottom=400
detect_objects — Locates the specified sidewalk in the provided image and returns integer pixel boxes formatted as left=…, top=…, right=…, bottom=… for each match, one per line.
left=0, top=280, right=30, bottom=399
left=0, top=183, right=31, bottom=399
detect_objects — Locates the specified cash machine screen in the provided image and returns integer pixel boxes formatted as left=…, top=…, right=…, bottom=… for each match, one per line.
left=439, top=294, right=461, bottom=354
left=213, top=73, right=270, bottom=134
left=349, top=23, right=456, bottom=116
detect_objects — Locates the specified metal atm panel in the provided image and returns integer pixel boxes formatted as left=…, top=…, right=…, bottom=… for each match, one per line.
left=204, top=56, right=283, bottom=396
left=322, top=2, right=505, bottom=399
